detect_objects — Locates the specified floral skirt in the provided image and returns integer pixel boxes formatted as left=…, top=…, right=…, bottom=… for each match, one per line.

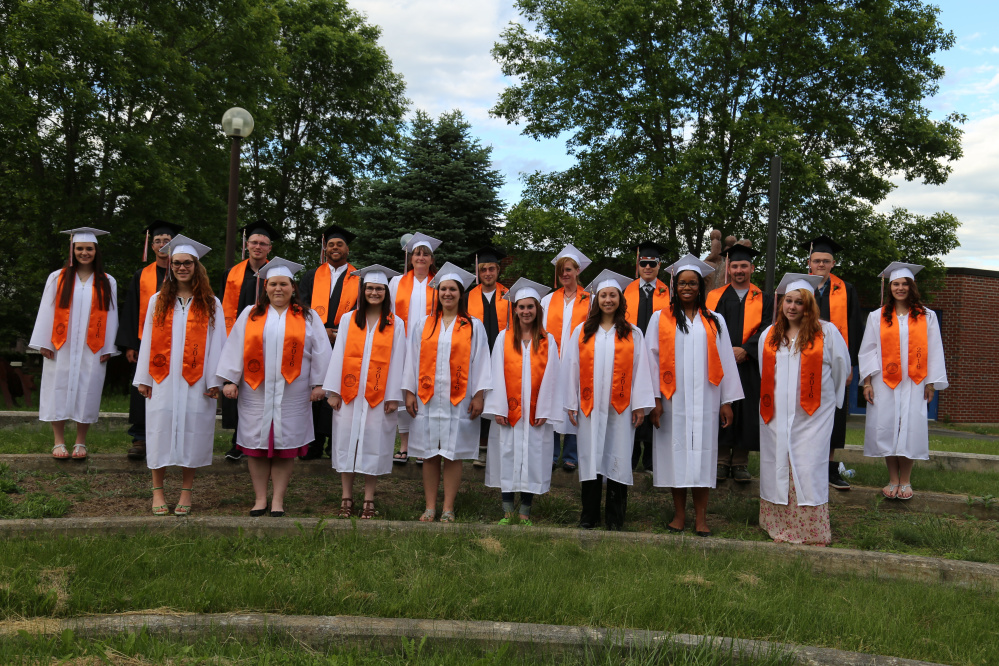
left=759, top=460, right=831, bottom=545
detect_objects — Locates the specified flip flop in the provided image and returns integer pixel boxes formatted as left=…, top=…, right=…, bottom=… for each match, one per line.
left=71, top=444, right=88, bottom=460
left=897, top=484, right=913, bottom=501
left=393, top=451, right=409, bottom=464
left=52, top=444, right=70, bottom=460
left=882, top=483, right=899, bottom=499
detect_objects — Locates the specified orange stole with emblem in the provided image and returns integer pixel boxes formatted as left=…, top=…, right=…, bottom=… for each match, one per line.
left=546, top=288, right=590, bottom=354
left=656, top=309, right=723, bottom=400
left=340, top=316, right=394, bottom=406
left=705, top=284, right=763, bottom=345
left=760, top=330, right=824, bottom=423
left=578, top=329, right=633, bottom=417
left=623, top=280, right=671, bottom=325
left=137, top=263, right=161, bottom=340
left=504, top=333, right=548, bottom=426
left=243, top=308, right=306, bottom=390
left=148, top=299, right=209, bottom=385
left=467, top=284, right=509, bottom=331
left=310, top=263, right=358, bottom=326
left=879, top=307, right=928, bottom=389
left=825, top=274, right=849, bottom=348
left=51, top=269, right=108, bottom=354
left=223, top=259, right=262, bottom=335
left=418, top=316, right=473, bottom=405
left=395, top=271, right=435, bottom=332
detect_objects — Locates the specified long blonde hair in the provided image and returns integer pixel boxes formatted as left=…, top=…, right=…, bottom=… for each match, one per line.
left=768, top=288, right=822, bottom=353
left=510, top=297, right=545, bottom=355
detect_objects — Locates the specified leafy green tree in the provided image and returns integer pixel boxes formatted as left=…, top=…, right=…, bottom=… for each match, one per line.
left=492, top=0, right=963, bottom=294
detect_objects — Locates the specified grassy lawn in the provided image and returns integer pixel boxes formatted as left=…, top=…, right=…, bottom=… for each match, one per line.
left=0, top=531, right=993, bottom=665
left=0, top=422, right=233, bottom=455
left=2, top=390, right=131, bottom=413
left=843, top=428, right=999, bottom=456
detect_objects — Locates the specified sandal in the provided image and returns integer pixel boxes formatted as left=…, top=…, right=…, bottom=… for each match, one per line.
left=174, top=488, right=193, bottom=516
left=882, top=483, right=899, bottom=499
left=562, top=461, right=577, bottom=472
left=415, top=457, right=424, bottom=465
left=52, top=444, right=70, bottom=460
left=440, top=510, right=455, bottom=523
left=360, top=500, right=376, bottom=519
left=151, top=487, right=169, bottom=516
left=896, top=484, right=913, bottom=501
left=338, top=498, right=354, bottom=519
left=418, top=508, right=436, bottom=522
left=71, top=444, right=87, bottom=460
left=393, top=451, right=408, bottom=464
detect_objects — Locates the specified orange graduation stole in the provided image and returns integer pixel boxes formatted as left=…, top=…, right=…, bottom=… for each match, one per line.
left=706, top=284, right=763, bottom=345
left=340, top=316, right=394, bottom=406
left=624, top=279, right=671, bottom=325
left=137, top=263, right=161, bottom=340
left=825, top=274, right=849, bottom=348
left=578, top=329, right=633, bottom=417
left=760, top=330, right=824, bottom=423
left=148, top=300, right=210, bottom=385
left=879, top=308, right=928, bottom=388
left=657, top=309, right=723, bottom=400
left=546, top=288, right=590, bottom=354
left=418, top=316, right=473, bottom=405
left=310, top=263, right=358, bottom=326
left=223, top=259, right=264, bottom=335
left=504, top=333, right=548, bottom=426
left=467, top=284, right=510, bottom=331
left=51, top=269, right=108, bottom=354
left=395, top=271, right=436, bottom=332
left=242, top=308, right=306, bottom=390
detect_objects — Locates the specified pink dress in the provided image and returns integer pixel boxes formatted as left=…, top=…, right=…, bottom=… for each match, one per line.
left=759, top=456, right=831, bottom=545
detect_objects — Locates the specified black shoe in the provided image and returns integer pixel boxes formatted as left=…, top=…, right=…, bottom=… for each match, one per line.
left=127, top=441, right=146, bottom=461
left=225, top=445, right=244, bottom=461
left=716, top=464, right=730, bottom=482
left=731, top=466, right=752, bottom=483
left=666, top=525, right=684, bottom=534
left=578, top=522, right=596, bottom=530
left=270, top=510, right=285, bottom=517
left=829, top=463, right=851, bottom=490
left=695, top=530, right=712, bottom=538
left=249, top=507, right=268, bottom=517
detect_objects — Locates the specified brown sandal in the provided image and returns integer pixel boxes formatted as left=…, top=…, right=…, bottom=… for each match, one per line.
left=360, top=500, right=376, bottom=520
left=338, top=498, right=354, bottom=519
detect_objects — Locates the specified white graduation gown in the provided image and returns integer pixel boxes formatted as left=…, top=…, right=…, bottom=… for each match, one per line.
left=401, top=315, right=492, bottom=461
left=215, top=306, right=333, bottom=451
left=540, top=291, right=587, bottom=436
left=647, top=311, right=744, bottom=489
left=483, top=331, right=562, bottom=494
left=388, top=272, right=430, bottom=433
left=562, top=323, right=656, bottom=486
left=858, top=309, right=948, bottom=460
left=322, top=312, right=407, bottom=475
left=29, top=270, right=119, bottom=423
left=133, top=294, right=225, bottom=469
left=758, top=321, right=850, bottom=506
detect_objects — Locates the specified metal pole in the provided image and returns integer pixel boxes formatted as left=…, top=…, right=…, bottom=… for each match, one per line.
left=224, top=136, right=242, bottom=273
left=764, top=155, right=781, bottom=293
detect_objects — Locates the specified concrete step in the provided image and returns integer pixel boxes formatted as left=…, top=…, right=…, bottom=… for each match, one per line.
left=839, top=444, right=999, bottom=474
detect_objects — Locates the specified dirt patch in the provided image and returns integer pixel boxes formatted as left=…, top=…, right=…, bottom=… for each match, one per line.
left=476, top=536, right=505, bottom=554
left=36, top=566, right=74, bottom=614
left=677, top=573, right=713, bottom=588
left=736, top=572, right=761, bottom=586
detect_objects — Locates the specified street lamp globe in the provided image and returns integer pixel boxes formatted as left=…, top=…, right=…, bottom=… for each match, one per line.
left=222, top=107, right=254, bottom=138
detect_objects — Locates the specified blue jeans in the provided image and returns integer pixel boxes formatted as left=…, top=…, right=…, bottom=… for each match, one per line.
left=552, top=432, right=577, bottom=466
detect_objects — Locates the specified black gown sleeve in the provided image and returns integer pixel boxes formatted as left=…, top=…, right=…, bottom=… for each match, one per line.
left=845, top=282, right=862, bottom=366
left=115, top=269, right=144, bottom=351
left=299, top=269, right=316, bottom=306
left=743, top=291, right=774, bottom=365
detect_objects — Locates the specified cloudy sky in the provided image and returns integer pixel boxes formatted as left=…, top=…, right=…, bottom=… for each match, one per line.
left=350, top=0, right=998, bottom=269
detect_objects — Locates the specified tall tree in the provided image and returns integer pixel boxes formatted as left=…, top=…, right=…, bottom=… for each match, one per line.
left=354, top=110, right=505, bottom=270
left=492, top=0, right=963, bottom=290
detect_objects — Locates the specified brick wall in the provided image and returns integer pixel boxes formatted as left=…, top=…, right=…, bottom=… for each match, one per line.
left=925, top=267, right=999, bottom=423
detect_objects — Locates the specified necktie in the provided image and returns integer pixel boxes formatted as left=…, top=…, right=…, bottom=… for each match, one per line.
left=327, top=269, right=345, bottom=329
left=638, top=283, right=653, bottom=332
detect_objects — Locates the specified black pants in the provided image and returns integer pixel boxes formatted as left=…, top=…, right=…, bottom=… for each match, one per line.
left=580, top=475, right=628, bottom=530
left=307, top=399, right=334, bottom=454
left=126, top=363, right=146, bottom=442
left=829, top=383, right=849, bottom=452
left=631, top=419, right=653, bottom=471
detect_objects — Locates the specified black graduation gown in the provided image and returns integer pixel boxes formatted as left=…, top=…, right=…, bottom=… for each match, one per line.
left=814, top=277, right=863, bottom=450
left=711, top=285, right=773, bottom=452
left=218, top=262, right=266, bottom=430
left=116, top=264, right=168, bottom=430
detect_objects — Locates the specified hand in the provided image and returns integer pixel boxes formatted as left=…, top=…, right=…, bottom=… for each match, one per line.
left=40, top=348, right=55, bottom=360
left=100, top=354, right=110, bottom=363
left=468, top=391, right=484, bottom=419
left=924, top=383, right=935, bottom=402
left=328, top=394, right=343, bottom=411
left=863, top=383, right=874, bottom=405
left=568, top=410, right=578, bottom=427
left=632, top=408, right=644, bottom=427
left=223, top=383, right=239, bottom=400
left=650, top=399, right=663, bottom=429
left=310, top=386, right=326, bottom=402
left=204, top=387, right=220, bottom=399
left=137, top=384, right=152, bottom=399
left=533, top=417, right=546, bottom=426
left=327, top=328, right=336, bottom=342
left=384, top=400, right=398, bottom=414
left=494, top=415, right=508, bottom=426
left=732, top=347, right=748, bottom=364
left=405, top=391, right=418, bottom=418
left=126, top=349, right=138, bottom=363
left=719, top=403, right=733, bottom=428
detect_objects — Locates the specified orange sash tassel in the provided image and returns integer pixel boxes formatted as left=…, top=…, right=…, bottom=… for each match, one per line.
left=341, top=316, right=394, bottom=406
left=310, top=263, right=358, bottom=326
left=623, top=280, right=671, bottom=325
left=51, top=269, right=108, bottom=354
left=467, top=284, right=510, bottom=331
left=243, top=308, right=307, bottom=390
left=504, top=333, right=548, bottom=426
left=395, top=271, right=436, bottom=332
left=137, top=263, right=160, bottom=340
left=418, top=316, right=473, bottom=405
left=760, top=331, right=824, bottom=423
left=706, top=284, right=763, bottom=345
left=879, top=308, right=928, bottom=388
left=546, top=288, right=590, bottom=354
left=578, top=330, right=633, bottom=417
left=148, top=300, right=210, bottom=385
left=223, top=259, right=255, bottom=335
left=826, top=274, right=849, bottom=348
left=657, top=310, right=723, bottom=400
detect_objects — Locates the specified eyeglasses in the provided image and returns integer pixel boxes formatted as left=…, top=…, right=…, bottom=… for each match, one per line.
left=247, top=241, right=271, bottom=248
left=364, top=285, right=386, bottom=292
left=676, top=281, right=699, bottom=288
left=171, top=261, right=195, bottom=269
left=638, top=260, right=659, bottom=268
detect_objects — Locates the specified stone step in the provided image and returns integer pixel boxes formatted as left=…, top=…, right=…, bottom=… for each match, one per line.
left=839, top=444, right=999, bottom=474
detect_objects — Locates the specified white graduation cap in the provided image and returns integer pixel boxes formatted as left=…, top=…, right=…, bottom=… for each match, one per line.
left=776, top=273, right=823, bottom=295
left=430, top=262, right=476, bottom=290
left=404, top=232, right=442, bottom=254
left=666, top=253, right=715, bottom=278
left=62, top=227, right=109, bottom=245
left=551, top=243, right=592, bottom=273
left=163, top=234, right=211, bottom=260
left=258, top=257, right=304, bottom=281
left=584, top=268, right=631, bottom=295
left=503, top=278, right=552, bottom=304
left=352, top=264, right=401, bottom=286
left=878, top=262, right=924, bottom=283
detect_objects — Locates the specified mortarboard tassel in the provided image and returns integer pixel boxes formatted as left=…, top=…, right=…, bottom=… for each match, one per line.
left=724, top=255, right=730, bottom=285
left=143, top=230, right=149, bottom=263
left=320, top=234, right=326, bottom=266
left=68, top=235, right=74, bottom=267
left=634, top=245, right=640, bottom=279
left=880, top=277, right=884, bottom=309
left=474, top=253, right=479, bottom=286
left=241, top=229, right=246, bottom=260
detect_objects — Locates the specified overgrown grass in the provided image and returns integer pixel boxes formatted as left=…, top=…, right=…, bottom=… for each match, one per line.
left=0, top=422, right=231, bottom=455
left=843, top=427, right=999, bottom=455
left=2, top=390, right=130, bottom=413
left=0, top=531, right=992, bottom=665
left=0, top=464, right=70, bottom=519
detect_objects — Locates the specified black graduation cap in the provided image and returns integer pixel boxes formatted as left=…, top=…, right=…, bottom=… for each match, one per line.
left=468, top=245, right=507, bottom=266
left=321, top=223, right=356, bottom=245
left=798, top=235, right=842, bottom=256
left=636, top=241, right=665, bottom=261
left=721, top=244, right=760, bottom=262
left=145, top=220, right=184, bottom=238
left=240, top=219, right=280, bottom=242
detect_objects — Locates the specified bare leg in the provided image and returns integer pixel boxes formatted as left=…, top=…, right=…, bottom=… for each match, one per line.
left=247, top=457, right=271, bottom=511
left=400, top=431, right=409, bottom=455
left=341, top=472, right=355, bottom=500
left=52, top=421, right=67, bottom=446
left=269, top=458, right=294, bottom=512
left=422, top=454, right=442, bottom=512
left=692, top=487, right=710, bottom=533
left=441, top=458, right=463, bottom=513
left=151, top=468, right=167, bottom=510
left=75, top=422, right=91, bottom=444
left=669, top=488, right=687, bottom=530
left=363, top=475, right=377, bottom=502
left=883, top=455, right=901, bottom=498
left=178, top=467, right=196, bottom=507
left=897, top=457, right=915, bottom=498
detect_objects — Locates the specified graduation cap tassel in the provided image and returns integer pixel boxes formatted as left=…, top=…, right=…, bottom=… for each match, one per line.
left=241, top=229, right=246, bottom=260
left=880, top=277, right=885, bottom=309
left=143, top=230, right=149, bottom=263
left=474, top=253, right=479, bottom=286
left=634, top=246, right=640, bottom=279
left=724, top=255, right=730, bottom=285
left=320, top=234, right=325, bottom=266
left=68, top=236, right=74, bottom=267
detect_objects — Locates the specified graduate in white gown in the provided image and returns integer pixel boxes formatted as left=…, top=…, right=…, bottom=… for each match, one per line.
left=758, top=274, right=850, bottom=546
left=484, top=278, right=562, bottom=525
left=402, top=263, right=491, bottom=523
left=134, top=236, right=225, bottom=516
left=323, top=265, right=407, bottom=520
left=216, top=258, right=333, bottom=517
left=647, top=255, right=743, bottom=537
left=388, top=232, right=441, bottom=463
left=29, top=228, right=119, bottom=460
left=563, top=269, right=655, bottom=531
left=539, top=244, right=592, bottom=472
left=859, top=262, right=948, bottom=501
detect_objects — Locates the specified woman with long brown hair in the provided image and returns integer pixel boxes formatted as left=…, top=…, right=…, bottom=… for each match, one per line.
left=859, top=262, right=947, bottom=500
left=758, top=274, right=850, bottom=545
left=29, top=228, right=119, bottom=460
left=483, top=278, right=562, bottom=525
left=134, top=236, right=225, bottom=516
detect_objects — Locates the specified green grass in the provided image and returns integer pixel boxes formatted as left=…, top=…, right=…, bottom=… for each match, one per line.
left=0, top=421, right=231, bottom=455
left=934, top=422, right=999, bottom=437
left=2, top=390, right=130, bottom=413
left=844, top=427, right=999, bottom=455
left=0, top=531, right=992, bottom=665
